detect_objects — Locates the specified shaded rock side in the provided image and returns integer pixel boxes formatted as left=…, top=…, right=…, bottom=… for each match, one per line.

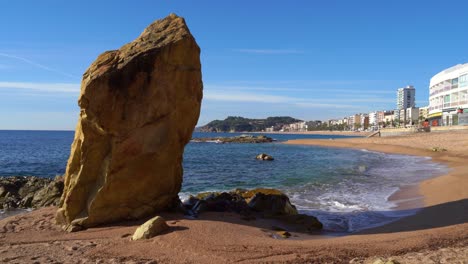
left=56, top=13, right=203, bottom=230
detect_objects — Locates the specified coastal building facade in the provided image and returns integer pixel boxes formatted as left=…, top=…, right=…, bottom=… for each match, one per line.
left=404, top=107, right=420, bottom=125
left=428, top=63, right=468, bottom=126
left=369, top=112, right=377, bottom=129
left=419, top=106, right=429, bottom=120
left=383, top=110, right=395, bottom=126
left=285, top=121, right=307, bottom=131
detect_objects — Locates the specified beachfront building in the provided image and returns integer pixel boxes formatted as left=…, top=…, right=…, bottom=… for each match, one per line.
left=395, top=85, right=416, bottom=126
left=383, top=110, right=395, bottom=127
left=348, top=115, right=355, bottom=129
left=369, top=111, right=385, bottom=130
left=401, top=107, right=420, bottom=126
left=353, top=114, right=361, bottom=130
left=369, top=111, right=377, bottom=129
left=428, top=63, right=468, bottom=126
left=360, top=114, right=369, bottom=130
left=376, top=111, right=384, bottom=126
left=396, top=107, right=419, bottom=126
left=342, top=117, right=349, bottom=129
left=286, top=121, right=307, bottom=132
left=328, top=119, right=339, bottom=126
left=397, top=85, right=416, bottom=110
left=419, top=106, right=429, bottom=120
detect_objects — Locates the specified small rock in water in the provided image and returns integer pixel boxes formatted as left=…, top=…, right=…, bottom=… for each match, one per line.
left=132, top=216, right=169, bottom=240
left=255, top=153, right=274, bottom=161
left=358, top=165, right=366, bottom=172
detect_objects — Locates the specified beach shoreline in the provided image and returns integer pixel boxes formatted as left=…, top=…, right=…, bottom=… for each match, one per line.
left=284, top=130, right=468, bottom=208
left=1, top=131, right=467, bottom=263
left=250, top=130, right=371, bottom=136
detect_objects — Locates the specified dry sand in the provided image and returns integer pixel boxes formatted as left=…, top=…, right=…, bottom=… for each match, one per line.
left=1, top=130, right=467, bottom=263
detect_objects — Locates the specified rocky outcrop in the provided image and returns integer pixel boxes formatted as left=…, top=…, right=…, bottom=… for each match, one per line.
left=0, top=176, right=64, bottom=209
left=248, top=192, right=297, bottom=215
left=255, top=153, right=274, bottom=161
left=183, top=188, right=323, bottom=232
left=56, top=13, right=203, bottom=231
left=192, top=135, right=274, bottom=144
left=132, top=216, right=169, bottom=240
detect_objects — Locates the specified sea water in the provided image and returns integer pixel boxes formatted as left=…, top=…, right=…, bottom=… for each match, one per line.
left=0, top=130, right=448, bottom=232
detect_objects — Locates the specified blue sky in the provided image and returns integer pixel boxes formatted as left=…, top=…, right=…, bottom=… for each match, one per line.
left=1, top=1, right=467, bottom=130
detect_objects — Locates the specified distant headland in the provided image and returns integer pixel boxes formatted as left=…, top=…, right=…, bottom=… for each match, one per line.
left=197, top=116, right=303, bottom=132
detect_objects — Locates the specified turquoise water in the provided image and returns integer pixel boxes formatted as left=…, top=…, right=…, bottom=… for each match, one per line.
left=0, top=130, right=447, bottom=232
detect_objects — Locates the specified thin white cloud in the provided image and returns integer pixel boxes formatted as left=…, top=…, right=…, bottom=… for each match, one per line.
left=233, top=49, right=304, bottom=54
left=204, top=91, right=296, bottom=103
left=204, top=84, right=395, bottom=95
left=294, top=102, right=361, bottom=109
left=335, top=98, right=394, bottom=103
left=0, top=53, right=78, bottom=79
left=0, top=82, right=80, bottom=93
left=204, top=90, right=387, bottom=109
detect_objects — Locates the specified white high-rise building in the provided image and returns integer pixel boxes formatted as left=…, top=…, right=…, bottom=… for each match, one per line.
left=396, top=85, right=416, bottom=124
left=428, top=63, right=468, bottom=126
left=397, top=85, right=416, bottom=110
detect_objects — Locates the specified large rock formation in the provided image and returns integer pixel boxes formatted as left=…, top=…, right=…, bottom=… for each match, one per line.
left=56, top=14, right=203, bottom=231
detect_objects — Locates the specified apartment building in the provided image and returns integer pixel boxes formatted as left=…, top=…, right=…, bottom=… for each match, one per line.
left=428, top=63, right=468, bottom=126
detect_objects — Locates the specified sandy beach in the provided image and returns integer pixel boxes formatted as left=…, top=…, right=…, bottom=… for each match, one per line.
left=252, top=130, right=372, bottom=137
left=1, top=130, right=468, bottom=263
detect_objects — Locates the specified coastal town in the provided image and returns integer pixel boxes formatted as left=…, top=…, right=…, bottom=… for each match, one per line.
left=276, top=63, right=468, bottom=132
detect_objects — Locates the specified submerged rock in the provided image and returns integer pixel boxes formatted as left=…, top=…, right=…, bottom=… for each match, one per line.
left=255, top=153, right=274, bottom=161
left=132, top=216, right=169, bottom=240
left=56, top=13, right=203, bottom=231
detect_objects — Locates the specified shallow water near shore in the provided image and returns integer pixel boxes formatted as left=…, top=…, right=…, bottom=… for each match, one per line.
left=0, top=130, right=448, bottom=232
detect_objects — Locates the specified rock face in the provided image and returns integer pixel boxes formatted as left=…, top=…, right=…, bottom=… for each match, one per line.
left=132, top=216, right=169, bottom=240
left=183, top=188, right=323, bottom=232
left=0, top=176, right=64, bottom=210
left=56, top=14, right=203, bottom=230
left=248, top=192, right=298, bottom=215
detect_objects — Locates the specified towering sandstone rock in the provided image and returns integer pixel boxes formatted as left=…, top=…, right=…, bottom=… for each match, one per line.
left=56, top=14, right=203, bottom=231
